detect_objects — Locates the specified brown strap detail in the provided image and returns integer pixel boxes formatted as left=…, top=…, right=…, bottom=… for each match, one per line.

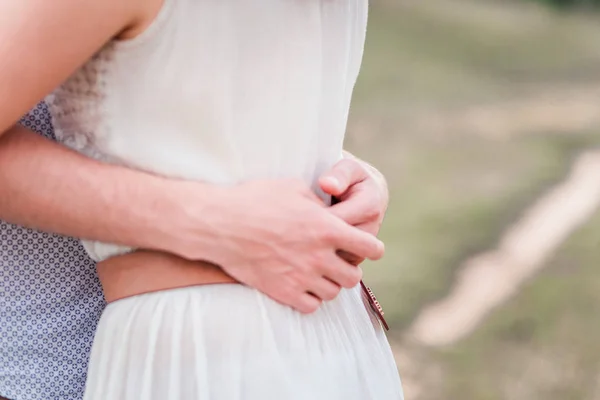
left=361, top=280, right=390, bottom=331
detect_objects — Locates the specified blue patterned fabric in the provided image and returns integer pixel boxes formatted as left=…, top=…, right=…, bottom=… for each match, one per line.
left=0, top=103, right=104, bottom=400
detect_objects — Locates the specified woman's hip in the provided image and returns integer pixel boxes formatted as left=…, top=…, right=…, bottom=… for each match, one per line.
left=91, top=283, right=394, bottom=370
left=95, top=283, right=383, bottom=345
left=86, top=285, right=402, bottom=400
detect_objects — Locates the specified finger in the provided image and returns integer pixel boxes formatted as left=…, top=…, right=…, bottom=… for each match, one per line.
left=318, top=158, right=369, bottom=198
left=327, top=219, right=385, bottom=261
left=294, top=292, right=323, bottom=314
left=336, top=219, right=383, bottom=266
left=321, top=254, right=363, bottom=288
left=266, top=284, right=322, bottom=314
left=328, top=190, right=374, bottom=226
left=353, top=220, right=381, bottom=237
left=307, top=277, right=342, bottom=302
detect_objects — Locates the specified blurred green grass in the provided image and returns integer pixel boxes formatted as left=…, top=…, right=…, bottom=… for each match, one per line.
left=344, top=1, right=600, bottom=397
left=365, top=133, right=599, bottom=329
left=431, top=211, right=600, bottom=400
left=353, top=0, right=600, bottom=112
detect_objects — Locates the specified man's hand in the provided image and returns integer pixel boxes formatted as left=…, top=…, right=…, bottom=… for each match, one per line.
left=182, top=179, right=385, bottom=314
left=318, top=154, right=389, bottom=265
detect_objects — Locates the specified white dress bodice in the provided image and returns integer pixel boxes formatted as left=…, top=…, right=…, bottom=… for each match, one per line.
left=47, top=0, right=368, bottom=261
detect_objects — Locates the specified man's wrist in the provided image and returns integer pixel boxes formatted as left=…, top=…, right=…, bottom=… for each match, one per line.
left=0, top=126, right=224, bottom=257
left=145, top=178, right=230, bottom=261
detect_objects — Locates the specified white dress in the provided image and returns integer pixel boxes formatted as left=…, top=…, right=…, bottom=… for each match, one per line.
left=47, top=0, right=404, bottom=398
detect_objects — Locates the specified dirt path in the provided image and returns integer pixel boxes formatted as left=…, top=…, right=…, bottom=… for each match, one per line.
left=406, top=149, right=600, bottom=347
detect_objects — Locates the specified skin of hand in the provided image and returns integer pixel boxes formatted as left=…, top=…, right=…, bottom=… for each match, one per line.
left=319, top=154, right=389, bottom=266
left=182, top=178, right=385, bottom=314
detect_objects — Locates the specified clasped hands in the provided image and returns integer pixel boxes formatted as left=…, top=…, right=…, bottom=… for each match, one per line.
left=208, top=155, right=389, bottom=313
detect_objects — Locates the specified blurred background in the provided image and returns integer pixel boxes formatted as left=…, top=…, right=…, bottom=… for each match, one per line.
left=347, top=1, right=600, bottom=399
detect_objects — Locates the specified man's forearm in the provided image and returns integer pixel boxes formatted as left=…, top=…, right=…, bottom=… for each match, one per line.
left=0, top=125, right=219, bottom=256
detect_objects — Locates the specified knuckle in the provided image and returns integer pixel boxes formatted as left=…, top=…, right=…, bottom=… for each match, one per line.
left=299, top=259, right=316, bottom=274
left=318, top=225, right=338, bottom=243
left=305, top=253, right=326, bottom=273
left=281, top=271, right=308, bottom=295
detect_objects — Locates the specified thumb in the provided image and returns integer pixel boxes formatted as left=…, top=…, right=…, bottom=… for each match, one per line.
left=319, top=159, right=367, bottom=197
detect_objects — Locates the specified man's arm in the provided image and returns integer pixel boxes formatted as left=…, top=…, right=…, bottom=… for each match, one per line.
left=0, top=126, right=384, bottom=313
left=0, top=125, right=220, bottom=257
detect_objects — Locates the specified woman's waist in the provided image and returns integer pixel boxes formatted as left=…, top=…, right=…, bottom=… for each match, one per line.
left=97, top=249, right=238, bottom=303
left=96, top=135, right=343, bottom=182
